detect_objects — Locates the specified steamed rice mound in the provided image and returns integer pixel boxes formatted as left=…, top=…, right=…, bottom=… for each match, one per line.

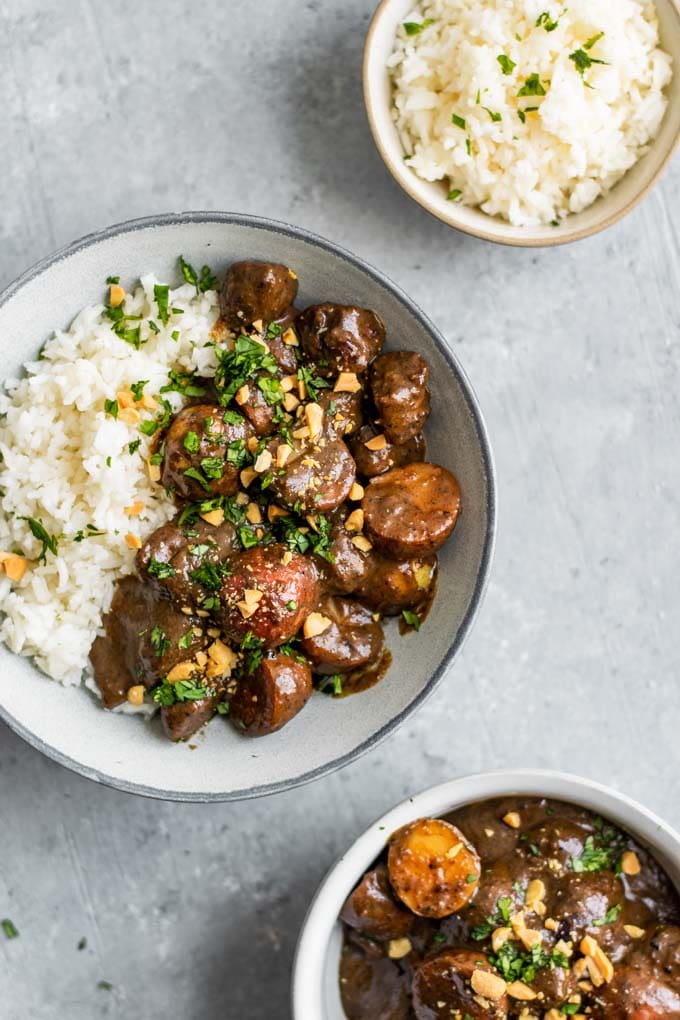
left=390, top=0, right=672, bottom=226
left=0, top=275, right=221, bottom=685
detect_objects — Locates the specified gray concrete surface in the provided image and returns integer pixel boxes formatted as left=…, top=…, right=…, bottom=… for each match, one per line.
left=1, top=0, right=679, bottom=1016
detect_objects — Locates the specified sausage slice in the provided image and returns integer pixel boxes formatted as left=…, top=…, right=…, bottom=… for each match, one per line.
left=363, top=463, right=460, bottom=559
left=341, top=866, right=414, bottom=941
left=161, top=695, right=220, bottom=742
left=299, top=597, right=384, bottom=675
left=412, top=949, right=508, bottom=1020
left=229, top=652, right=312, bottom=735
left=370, top=351, right=430, bottom=446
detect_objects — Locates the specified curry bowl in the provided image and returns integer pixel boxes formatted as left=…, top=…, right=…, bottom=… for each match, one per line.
left=292, top=769, right=680, bottom=1018
left=0, top=212, right=495, bottom=801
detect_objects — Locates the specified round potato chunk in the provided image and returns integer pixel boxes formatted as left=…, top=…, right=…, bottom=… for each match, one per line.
left=229, top=652, right=312, bottom=735
left=220, top=261, right=298, bottom=329
left=299, top=597, right=384, bottom=675
left=341, top=865, right=414, bottom=941
left=297, top=304, right=385, bottom=376
left=370, top=351, right=430, bottom=446
left=387, top=818, right=481, bottom=918
left=161, top=404, right=254, bottom=500
left=136, top=515, right=238, bottom=609
left=350, top=425, right=425, bottom=479
left=412, top=949, right=508, bottom=1020
left=161, top=695, right=220, bottom=742
left=216, top=544, right=319, bottom=647
left=363, top=463, right=460, bottom=560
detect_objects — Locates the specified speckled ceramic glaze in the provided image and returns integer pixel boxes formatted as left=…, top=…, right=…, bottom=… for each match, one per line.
left=0, top=213, right=495, bottom=801
left=292, top=770, right=680, bottom=1020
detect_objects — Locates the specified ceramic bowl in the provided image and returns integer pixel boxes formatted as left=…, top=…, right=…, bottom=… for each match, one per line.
left=292, top=769, right=680, bottom=1018
left=364, top=0, right=680, bottom=247
left=0, top=212, right=495, bottom=801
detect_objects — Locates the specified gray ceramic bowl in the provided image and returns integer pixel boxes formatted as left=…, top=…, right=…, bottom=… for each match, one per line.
left=0, top=212, right=495, bottom=801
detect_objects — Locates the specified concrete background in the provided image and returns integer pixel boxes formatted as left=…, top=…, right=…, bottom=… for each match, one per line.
left=1, top=1, right=679, bottom=1017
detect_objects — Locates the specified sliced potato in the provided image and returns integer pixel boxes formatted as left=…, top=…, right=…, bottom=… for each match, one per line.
left=387, top=817, right=481, bottom=918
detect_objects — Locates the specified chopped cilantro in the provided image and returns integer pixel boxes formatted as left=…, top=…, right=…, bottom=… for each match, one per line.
left=152, top=678, right=208, bottom=706
left=160, top=369, right=206, bottom=399
left=183, top=466, right=212, bottom=493
left=483, top=107, right=502, bottom=122
left=19, top=517, right=59, bottom=563
left=593, top=903, right=622, bottom=927
left=150, top=626, right=170, bottom=656
left=153, top=284, right=170, bottom=325
left=200, top=456, right=224, bottom=480
left=536, top=11, right=559, bottom=31
left=447, top=189, right=463, bottom=202
left=106, top=275, right=119, bottom=285
left=403, top=18, right=433, bottom=35
left=452, top=113, right=466, bottom=129
left=319, top=674, right=343, bottom=696
left=518, top=74, right=547, bottom=97
left=147, top=558, right=175, bottom=580
left=178, top=629, right=194, bottom=650
left=497, top=54, right=516, bottom=75
left=569, top=47, right=607, bottom=78
left=296, top=364, right=330, bottom=401
left=131, top=380, right=147, bottom=401
left=183, top=430, right=200, bottom=454
left=215, top=334, right=278, bottom=405
left=178, top=255, right=216, bottom=293
left=402, top=609, right=421, bottom=630
left=490, top=942, right=567, bottom=984
left=2, top=919, right=19, bottom=940
left=104, top=398, right=119, bottom=418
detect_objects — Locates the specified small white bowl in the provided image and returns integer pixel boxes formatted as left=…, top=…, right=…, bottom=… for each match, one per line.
left=292, top=769, right=680, bottom=1019
left=364, top=0, right=680, bottom=247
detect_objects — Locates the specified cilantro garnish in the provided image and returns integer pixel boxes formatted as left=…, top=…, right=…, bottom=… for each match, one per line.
left=19, top=517, right=60, bottom=563
left=403, top=18, right=433, bottom=35
left=178, top=255, right=216, bottom=293
left=518, top=74, right=547, bottom=97
left=147, top=558, right=175, bottom=580
left=497, top=54, right=516, bottom=75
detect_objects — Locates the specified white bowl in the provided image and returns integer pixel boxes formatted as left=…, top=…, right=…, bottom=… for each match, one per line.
left=364, top=0, right=680, bottom=247
left=0, top=212, right=495, bottom=801
left=292, top=769, right=680, bottom=1019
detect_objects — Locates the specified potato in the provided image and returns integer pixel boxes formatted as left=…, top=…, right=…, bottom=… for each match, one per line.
left=387, top=818, right=480, bottom=918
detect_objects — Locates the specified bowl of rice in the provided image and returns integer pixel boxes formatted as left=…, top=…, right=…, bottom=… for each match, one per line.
left=0, top=212, right=495, bottom=800
left=364, top=0, right=680, bottom=245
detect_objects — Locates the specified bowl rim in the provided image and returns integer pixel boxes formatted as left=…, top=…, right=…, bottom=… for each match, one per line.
left=363, top=0, right=680, bottom=248
left=0, top=210, right=497, bottom=802
left=291, top=767, right=680, bottom=1019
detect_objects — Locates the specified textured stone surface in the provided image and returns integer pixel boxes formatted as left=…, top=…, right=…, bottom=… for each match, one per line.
left=1, top=1, right=679, bottom=1017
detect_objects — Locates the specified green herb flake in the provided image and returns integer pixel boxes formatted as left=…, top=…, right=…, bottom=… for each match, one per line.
left=200, top=456, right=224, bottom=480
left=153, top=284, right=170, bottom=325
left=183, top=431, right=200, bottom=454
left=77, top=937, right=87, bottom=950
left=518, top=74, right=547, bottom=97
left=106, top=275, right=120, bottom=285
left=150, top=626, right=171, bottom=657
left=97, top=981, right=113, bottom=991
left=319, top=674, right=343, bottom=697
left=536, top=11, right=559, bottom=31
left=130, top=380, right=148, bottom=401
left=593, top=903, right=623, bottom=927
left=183, top=466, right=212, bottom=493
left=2, top=918, right=19, bottom=940
left=452, top=113, right=467, bottom=130
left=569, top=47, right=607, bottom=78
left=19, top=517, right=59, bottom=563
left=178, top=628, right=194, bottom=650
left=179, top=255, right=217, bottom=293
left=403, top=18, right=433, bottom=36
left=147, top=558, right=176, bottom=580
left=402, top=609, right=421, bottom=630
left=483, top=107, right=502, bottom=122
left=104, top=398, right=119, bottom=419
left=584, top=31, right=605, bottom=50
left=447, top=189, right=463, bottom=202
left=497, top=54, right=516, bottom=75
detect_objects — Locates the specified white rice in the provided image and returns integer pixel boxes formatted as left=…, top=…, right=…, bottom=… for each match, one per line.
left=390, top=0, right=672, bottom=225
left=0, top=275, right=221, bottom=686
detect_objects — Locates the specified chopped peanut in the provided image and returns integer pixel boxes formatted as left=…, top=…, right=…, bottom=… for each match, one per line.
left=235, top=384, right=250, bottom=405
left=247, top=436, right=260, bottom=454
left=118, top=407, right=140, bottom=426
left=292, top=425, right=310, bottom=440
left=0, top=553, right=28, bottom=582
left=283, top=392, right=300, bottom=412
left=305, top=402, right=323, bottom=438
left=195, top=651, right=208, bottom=668
left=387, top=938, right=412, bottom=960
left=506, top=981, right=536, bottom=1001
left=124, top=501, right=145, bottom=517
left=580, top=936, right=614, bottom=983
left=140, top=393, right=158, bottom=410
left=243, top=589, right=263, bottom=607
left=125, top=533, right=142, bottom=550
left=281, top=549, right=293, bottom=566
left=200, top=507, right=225, bottom=527
left=297, top=376, right=307, bottom=401
left=303, top=612, right=332, bottom=639
left=109, top=284, right=125, bottom=307
left=470, top=969, right=507, bottom=1001
left=351, top=535, right=373, bottom=552
left=511, top=912, right=542, bottom=951
left=251, top=319, right=263, bottom=333
left=126, top=684, right=145, bottom=707
left=116, top=389, right=135, bottom=409
left=280, top=375, right=296, bottom=393
left=147, top=462, right=162, bottom=483
left=268, top=505, right=288, bottom=523
left=206, top=639, right=237, bottom=678
left=414, top=563, right=433, bottom=589
left=364, top=433, right=387, bottom=451
left=240, top=467, right=257, bottom=488
left=503, top=811, right=521, bottom=829
left=288, top=268, right=297, bottom=280
left=235, top=491, right=249, bottom=506
left=526, top=879, right=546, bottom=916
left=237, top=601, right=258, bottom=620
left=334, top=372, right=361, bottom=393
left=282, top=326, right=299, bottom=346
left=246, top=503, right=262, bottom=524
left=349, top=481, right=364, bottom=501
left=166, top=661, right=196, bottom=683
left=621, top=851, right=641, bottom=876
left=624, top=924, right=645, bottom=939
left=491, top=927, right=513, bottom=952
left=345, top=509, right=364, bottom=533
left=276, top=443, right=293, bottom=468
left=253, top=449, right=272, bottom=473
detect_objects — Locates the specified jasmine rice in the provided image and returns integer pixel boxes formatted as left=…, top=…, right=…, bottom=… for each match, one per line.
left=390, top=0, right=672, bottom=226
left=0, top=268, right=222, bottom=686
